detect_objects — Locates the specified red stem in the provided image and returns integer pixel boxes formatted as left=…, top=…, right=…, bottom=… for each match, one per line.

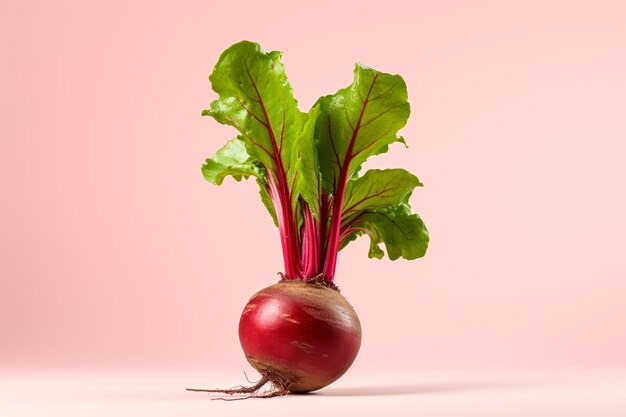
left=247, top=70, right=301, bottom=278
left=300, top=204, right=321, bottom=277
left=267, top=174, right=300, bottom=277
left=322, top=76, right=378, bottom=281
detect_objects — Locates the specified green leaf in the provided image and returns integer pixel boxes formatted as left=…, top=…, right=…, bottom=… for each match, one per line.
left=315, top=64, right=410, bottom=193
left=201, top=138, right=263, bottom=185
left=203, top=41, right=318, bottom=215
left=342, top=169, right=422, bottom=224
left=201, top=137, right=277, bottom=226
left=257, top=178, right=278, bottom=227
left=338, top=168, right=427, bottom=260
left=348, top=202, right=429, bottom=260
left=290, top=105, right=322, bottom=218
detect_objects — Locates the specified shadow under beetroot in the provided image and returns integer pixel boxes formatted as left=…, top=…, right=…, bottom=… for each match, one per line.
left=312, top=381, right=523, bottom=397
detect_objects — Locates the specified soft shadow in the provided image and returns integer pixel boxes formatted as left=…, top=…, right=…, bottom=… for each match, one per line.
left=314, top=381, right=522, bottom=397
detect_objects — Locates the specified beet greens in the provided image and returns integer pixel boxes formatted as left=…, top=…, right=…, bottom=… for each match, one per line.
left=202, top=41, right=428, bottom=282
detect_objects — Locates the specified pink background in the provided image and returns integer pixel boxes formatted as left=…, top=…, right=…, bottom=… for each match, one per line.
left=2, top=0, right=625, bottom=375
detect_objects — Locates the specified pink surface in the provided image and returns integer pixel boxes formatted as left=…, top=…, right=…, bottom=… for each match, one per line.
left=1, top=0, right=626, bottom=375
left=2, top=370, right=626, bottom=416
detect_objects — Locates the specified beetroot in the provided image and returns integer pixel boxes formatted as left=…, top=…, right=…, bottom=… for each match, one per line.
left=188, top=41, right=428, bottom=398
left=239, top=281, right=361, bottom=392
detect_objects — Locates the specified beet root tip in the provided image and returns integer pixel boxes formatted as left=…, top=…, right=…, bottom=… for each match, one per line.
left=186, top=373, right=289, bottom=400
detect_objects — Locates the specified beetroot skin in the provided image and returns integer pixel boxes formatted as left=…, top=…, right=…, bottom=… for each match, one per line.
left=239, top=280, right=361, bottom=393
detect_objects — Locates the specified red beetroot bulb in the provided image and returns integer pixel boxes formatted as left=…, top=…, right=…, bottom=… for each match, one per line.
left=239, top=280, right=361, bottom=393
